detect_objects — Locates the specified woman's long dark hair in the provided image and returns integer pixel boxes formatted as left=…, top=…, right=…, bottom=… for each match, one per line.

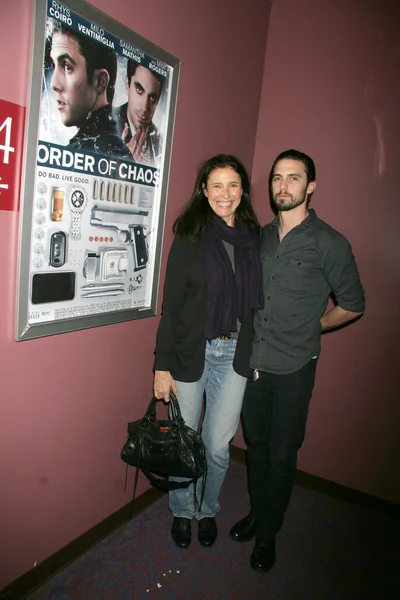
left=173, top=154, right=260, bottom=240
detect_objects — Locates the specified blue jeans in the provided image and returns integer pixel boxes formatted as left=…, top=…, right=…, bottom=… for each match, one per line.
left=169, top=338, right=247, bottom=520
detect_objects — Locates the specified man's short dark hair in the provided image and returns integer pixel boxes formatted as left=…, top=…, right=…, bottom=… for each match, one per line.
left=51, top=22, right=117, bottom=103
left=126, top=59, right=164, bottom=98
left=269, top=149, right=316, bottom=201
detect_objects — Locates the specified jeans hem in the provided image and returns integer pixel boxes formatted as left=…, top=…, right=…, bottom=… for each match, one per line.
left=171, top=512, right=218, bottom=520
left=195, top=513, right=217, bottom=520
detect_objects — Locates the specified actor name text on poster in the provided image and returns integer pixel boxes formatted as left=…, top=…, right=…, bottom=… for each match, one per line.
left=49, top=1, right=71, bottom=23
left=77, top=23, right=115, bottom=49
left=119, top=41, right=144, bottom=63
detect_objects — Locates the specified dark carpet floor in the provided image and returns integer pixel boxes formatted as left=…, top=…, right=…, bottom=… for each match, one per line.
left=27, top=461, right=400, bottom=600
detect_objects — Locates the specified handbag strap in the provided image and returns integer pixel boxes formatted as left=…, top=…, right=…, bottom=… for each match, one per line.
left=195, top=467, right=207, bottom=514
left=145, top=391, right=184, bottom=424
left=141, top=469, right=200, bottom=491
left=167, top=391, right=184, bottom=421
left=124, top=462, right=141, bottom=519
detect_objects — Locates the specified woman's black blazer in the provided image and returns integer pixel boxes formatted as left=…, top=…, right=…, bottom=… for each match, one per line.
left=153, top=234, right=254, bottom=381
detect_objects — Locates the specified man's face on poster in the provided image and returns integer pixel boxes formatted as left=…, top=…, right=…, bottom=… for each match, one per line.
left=126, top=65, right=161, bottom=130
left=50, top=31, right=97, bottom=128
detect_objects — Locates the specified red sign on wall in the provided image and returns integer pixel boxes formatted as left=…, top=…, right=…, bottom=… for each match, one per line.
left=0, top=98, right=26, bottom=212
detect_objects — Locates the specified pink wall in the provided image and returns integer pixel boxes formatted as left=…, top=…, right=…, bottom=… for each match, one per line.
left=0, top=0, right=270, bottom=589
left=250, top=0, right=400, bottom=503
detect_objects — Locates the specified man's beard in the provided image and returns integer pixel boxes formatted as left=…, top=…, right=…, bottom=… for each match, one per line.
left=272, top=189, right=308, bottom=212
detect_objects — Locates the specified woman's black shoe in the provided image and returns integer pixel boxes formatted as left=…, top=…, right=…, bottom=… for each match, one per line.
left=198, top=517, right=218, bottom=547
left=171, top=517, right=192, bottom=548
left=229, top=514, right=256, bottom=542
left=250, top=539, right=276, bottom=572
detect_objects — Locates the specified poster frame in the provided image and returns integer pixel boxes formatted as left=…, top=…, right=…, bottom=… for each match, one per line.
left=15, top=0, right=180, bottom=341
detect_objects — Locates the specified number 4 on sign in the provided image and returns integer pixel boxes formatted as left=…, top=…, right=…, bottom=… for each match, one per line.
left=0, top=116, right=15, bottom=165
left=0, top=99, right=25, bottom=211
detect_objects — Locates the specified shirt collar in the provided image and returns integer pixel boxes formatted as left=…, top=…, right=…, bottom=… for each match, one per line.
left=127, top=110, right=137, bottom=137
left=271, top=207, right=317, bottom=230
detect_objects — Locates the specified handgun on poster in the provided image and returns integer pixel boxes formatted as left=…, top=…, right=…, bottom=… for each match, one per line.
left=90, top=206, right=149, bottom=271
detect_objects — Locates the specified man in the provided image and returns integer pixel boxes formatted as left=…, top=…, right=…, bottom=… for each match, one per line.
left=114, top=60, right=164, bottom=165
left=229, top=149, right=365, bottom=572
left=50, top=23, right=131, bottom=160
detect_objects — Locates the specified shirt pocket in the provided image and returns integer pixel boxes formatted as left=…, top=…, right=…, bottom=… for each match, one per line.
left=280, top=258, right=320, bottom=294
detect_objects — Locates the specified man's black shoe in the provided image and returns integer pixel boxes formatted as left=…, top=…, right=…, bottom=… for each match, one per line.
left=250, top=539, right=276, bottom=572
left=171, top=517, right=191, bottom=548
left=229, top=514, right=256, bottom=542
left=198, top=517, right=218, bottom=547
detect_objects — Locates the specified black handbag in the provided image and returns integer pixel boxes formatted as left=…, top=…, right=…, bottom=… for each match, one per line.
left=121, top=392, right=207, bottom=500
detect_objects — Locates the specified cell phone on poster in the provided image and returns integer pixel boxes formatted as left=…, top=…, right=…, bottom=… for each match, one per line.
left=31, top=272, right=76, bottom=304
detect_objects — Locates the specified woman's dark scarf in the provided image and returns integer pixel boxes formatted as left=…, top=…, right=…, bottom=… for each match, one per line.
left=201, top=214, right=264, bottom=340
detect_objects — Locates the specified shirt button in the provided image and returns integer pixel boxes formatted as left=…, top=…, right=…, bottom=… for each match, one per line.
left=272, top=275, right=276, bottom=280
left=264, top=317, right=268, bottom=322
left=261, top=337, right=266, bottom=341
left=267, top=296, right=272, bottom=300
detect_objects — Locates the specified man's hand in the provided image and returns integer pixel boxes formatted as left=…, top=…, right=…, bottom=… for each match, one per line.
left=121, top=122, right=148, bottom=161
left=153, top=370, right=178, bottom=402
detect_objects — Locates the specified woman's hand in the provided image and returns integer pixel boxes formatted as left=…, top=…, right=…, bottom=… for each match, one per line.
left=153, top=370, right=178, bottom=402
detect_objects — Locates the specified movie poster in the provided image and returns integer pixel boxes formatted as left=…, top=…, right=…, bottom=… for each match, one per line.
left=16, top=0, right=180, bottom=340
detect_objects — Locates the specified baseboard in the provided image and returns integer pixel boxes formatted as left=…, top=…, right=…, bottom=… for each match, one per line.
left=230, top=445, right=400, bottom=520
left=0, top=486, right=165, bottom=600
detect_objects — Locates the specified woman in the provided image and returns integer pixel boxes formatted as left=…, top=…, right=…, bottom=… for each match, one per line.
left=153, top=154, right=263, bottom=549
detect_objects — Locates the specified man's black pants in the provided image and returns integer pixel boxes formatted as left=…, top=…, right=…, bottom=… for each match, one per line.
left=242, top=358, right=317, bottom=543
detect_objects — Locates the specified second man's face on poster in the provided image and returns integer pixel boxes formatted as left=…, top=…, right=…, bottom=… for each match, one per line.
left=50, top=31, right=98, bottom=128
left=126, top=65, right=161, bottom=130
